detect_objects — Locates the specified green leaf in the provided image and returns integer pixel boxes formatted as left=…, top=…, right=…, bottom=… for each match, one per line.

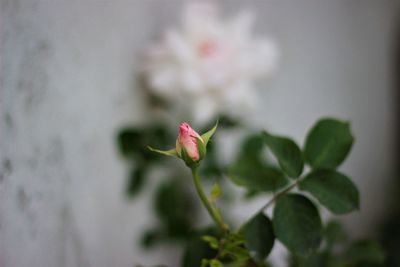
left=344, top=240, right=385, bottom=266
left=210, top=259, right=223, bottom=267
left=244, top=213, right=275, bottom=262
left=226, top=233, right=246, bottom=246
left=243, top=189, right=261, bottom=199
left=228, top=163, right=288, bottom=192
left=216, top=233, right=250, bottom=262
left=262, top=131, right=304, bottom=178
left=273, top=194, right=322, bottom=256
left=140, top=229, right=164, bottom=248
left=201, top=121, right=218, bottom=147
left=126, top=167, right=146, bottom=198
left=200, top=141, right=223, bottom=177
left=149, top=124, right=171, bottom=145
left=117, top=125, right=172, bottom=162
left=218, top=114, right=241, bottom=129
left=148, top=146, right=178, bottom=157
left=299, top=170, right=360, bottom=214
left=202, top=235, right=219, bottom=249
left=238, top=134, right=264, bottom=161
left=154, top=180, right=195, bottom=238
left=292, top=251, right=334, bottom=267
left=229, top=133, right=288, bottom=194
left=304, top=118, right=354, bottom=169
left=183, top=228, right=218, bottom=267
left=324, top=220, right=348, bottom=247
left=210, top=183, right=221, bottom=201
left=117, top=128, right=143, bottom=157
left=224, top=246, right=250, bottom=262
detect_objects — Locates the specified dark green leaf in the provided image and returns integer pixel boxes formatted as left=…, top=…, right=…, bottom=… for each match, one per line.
left=244, top=213, right=275, bottom=262
left=154, top=180, right=195, bottom=238
left=324, top=220, right=348, bottom=247
left=238, top=134, right=264, bottom=162
left=300, top=170, right=359, bottom=214
left=200, top=114, right=240, bottom=133
left=117, top=125, right=172, bottom=162
left=200, top=140, right=223, bottom=178
left=263, top=131, right=304, bottom=178
left=144, top=124, right=173, bottom=161
left=344, top=240, right=385, bottom=266
left=228, top=163, right=288, bottom=192
left=243, top=189, right=261, bottom=199
left=273, top=194, right=322, bottom=256
left=117, top=128, right=144, bottom=157
left=291, top=251, right=335, bottom=267
left=304, top=118, right=354, bottom=169
left=229, top=134, right=288, bottom=193
left=126, top=167, right=146, bottom=198
left=182, top=228, right=218, bottom=267
left=147, top=124, right=172, bottom=149
left=218, top=114, right=241, bottom=129
left=141, top=229, right=164, bottom=248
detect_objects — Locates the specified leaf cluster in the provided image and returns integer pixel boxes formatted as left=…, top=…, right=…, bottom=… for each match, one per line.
left=203, top=118, right=381, bottom=266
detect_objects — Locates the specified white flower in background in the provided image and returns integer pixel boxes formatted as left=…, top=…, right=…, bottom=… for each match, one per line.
left=144, top=2, right=278, bottom=125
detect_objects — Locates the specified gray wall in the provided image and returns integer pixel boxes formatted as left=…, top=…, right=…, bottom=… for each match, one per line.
left=0, top=1, right=398, bottom=267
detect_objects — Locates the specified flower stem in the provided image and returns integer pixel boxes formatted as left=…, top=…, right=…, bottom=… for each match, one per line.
left=258, top=178, right=301, bottom=213
left=191, top=167, right=229, bottom=234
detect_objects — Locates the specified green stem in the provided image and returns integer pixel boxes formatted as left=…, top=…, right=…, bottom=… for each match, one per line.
left=238, top=178, right=302, bottom=234
left=191, top=166, right=229, bottom=234
left=258, top=178, right=301, bottom=213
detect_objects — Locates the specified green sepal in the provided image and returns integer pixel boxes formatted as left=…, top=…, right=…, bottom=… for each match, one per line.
left=181, top=147, right=198, bottom=168
left=201, top=121, right=218, bottom=147
left=148, top=146, right=178, bottom=157
left=196, top=137, right=206, bottom=160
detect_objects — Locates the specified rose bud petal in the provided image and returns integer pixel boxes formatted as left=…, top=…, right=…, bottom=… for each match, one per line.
left=176, top=122, right=203, bottom=161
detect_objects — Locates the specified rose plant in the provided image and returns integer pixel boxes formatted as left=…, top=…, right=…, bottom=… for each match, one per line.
left=145, top=118, right=385, bottom=267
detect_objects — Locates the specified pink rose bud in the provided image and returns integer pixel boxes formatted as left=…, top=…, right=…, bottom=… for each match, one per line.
left=176, top=122, right=203, bottom=161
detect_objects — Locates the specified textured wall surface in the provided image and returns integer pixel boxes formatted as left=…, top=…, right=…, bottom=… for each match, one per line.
left=0, top=1, right=398, bottom=267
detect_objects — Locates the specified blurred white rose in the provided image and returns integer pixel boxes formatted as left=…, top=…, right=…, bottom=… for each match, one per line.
left=143, top=2, right=278, bottom=125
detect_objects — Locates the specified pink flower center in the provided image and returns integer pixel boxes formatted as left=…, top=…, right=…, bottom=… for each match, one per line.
left=197, top=40, right=218, bottom=58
